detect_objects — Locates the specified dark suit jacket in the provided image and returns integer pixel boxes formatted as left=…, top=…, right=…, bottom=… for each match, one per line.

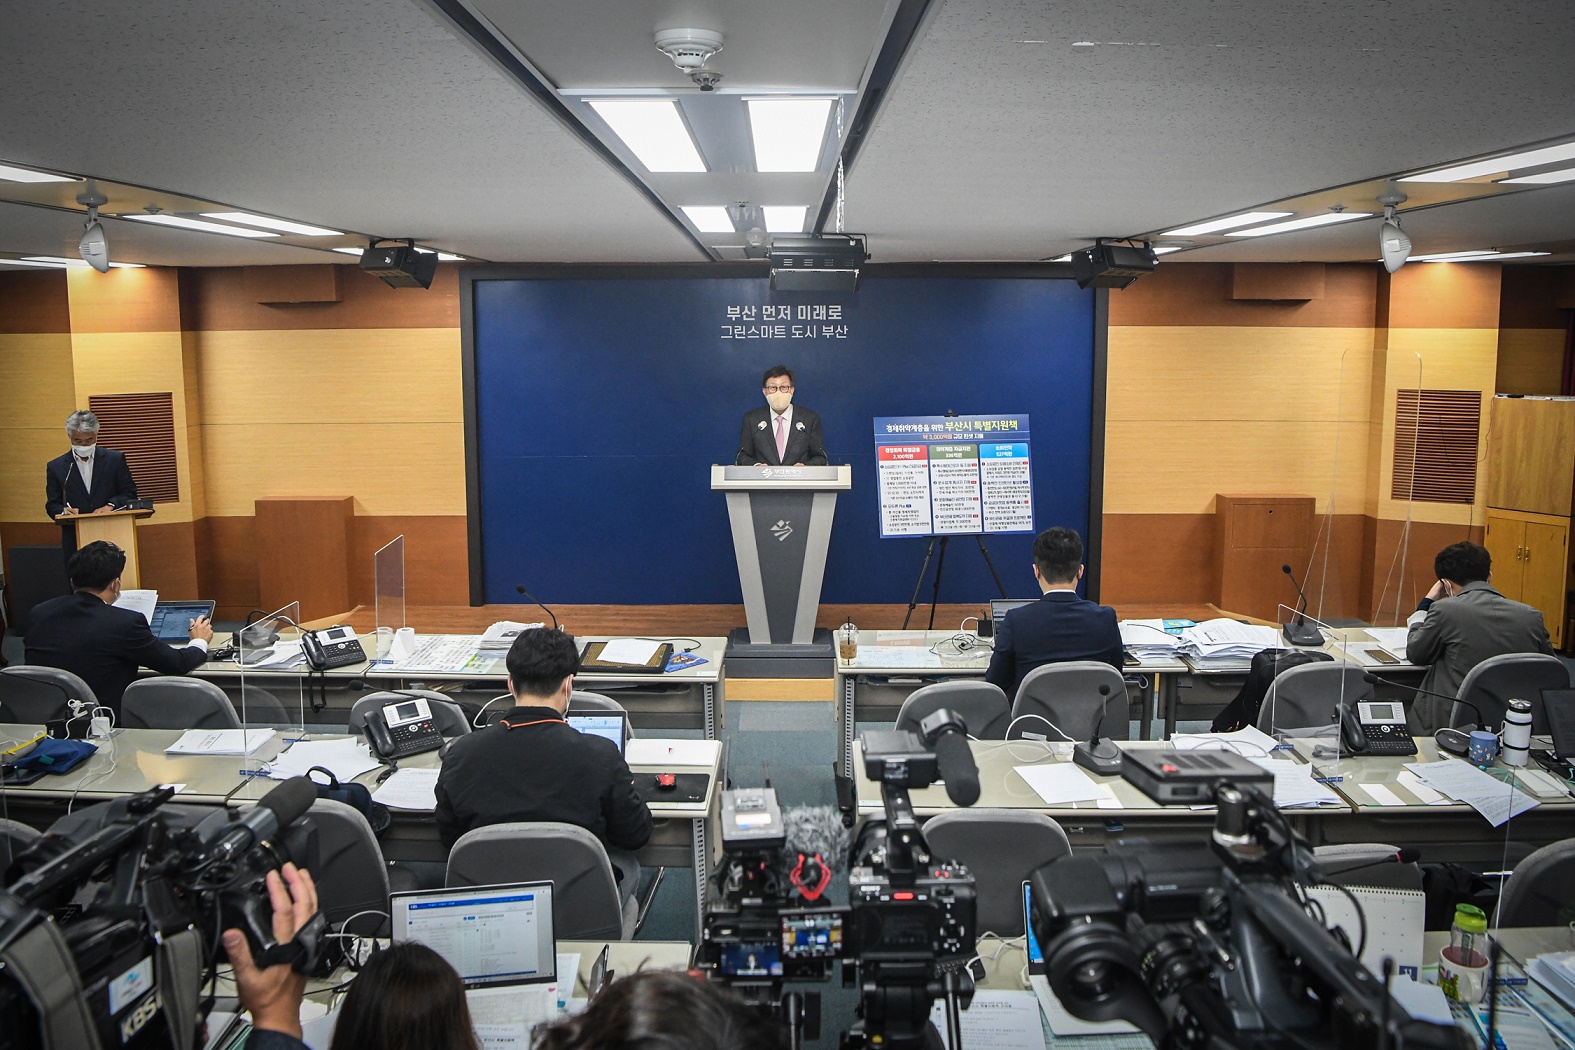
left=45, top=448, right=137, bottom=551
left=24, top=592, right=208, bottom=713
left=984, top=590, right=1124, bottom=699
left=736, top=405, right=828, bottom=466
left=1405, top=580, right=1554, bottom=730
left=434, top=706, right=653, bottom=852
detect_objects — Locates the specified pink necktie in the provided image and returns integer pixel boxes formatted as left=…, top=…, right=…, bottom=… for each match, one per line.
left=775, top=414, right=787, bottom=462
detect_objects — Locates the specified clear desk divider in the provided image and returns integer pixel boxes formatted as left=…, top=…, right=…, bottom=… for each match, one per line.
left=1300, top=345, right=1363, bottom=628
left=1269, top=604, right=1347, bottom=786
left=373, top=535, right=406, bottom=663
left=1373, top=350, right=1427, bottom=627
left=237, top=600, right=306, bottom=772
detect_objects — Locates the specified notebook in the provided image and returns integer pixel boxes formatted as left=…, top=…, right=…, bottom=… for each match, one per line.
left=149, top=600, right=216, bottom=642
left=566, top=712, right=628, bottom=757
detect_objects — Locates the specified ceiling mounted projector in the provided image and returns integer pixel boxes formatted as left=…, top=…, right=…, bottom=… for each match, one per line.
left=1070, top=240, right=1158, bottom=289
left=359, top=241, right=437, bottom=289
left=768, top=234, right=868, bottom=291
left=1378, top=188, right=1411, bottom=273
left=655, top=28, right=724, bottom=90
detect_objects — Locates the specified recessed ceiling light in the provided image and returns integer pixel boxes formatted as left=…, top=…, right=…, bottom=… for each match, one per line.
left=1403, top=141, right=1575, bottom=183
left=1161, top=211, right=1293, bottom=236
left=587, top=99, right=706, bottom=173
left=126, top=214, right=278, bottom=238
left=747, top=98, right=834, bottom=173
left=1499, top=166, right=1575, bottom=186
left=761, top=206, right=807, bottom=234
left=22, top=255, right=144, bottom=269
left=0, top=162, right=76, bottom=183
left=681, top=206, right=735, bottom=233
left=201, top=211, right=342, bottom=236
left=1224, top=212, right=1374, bottom=237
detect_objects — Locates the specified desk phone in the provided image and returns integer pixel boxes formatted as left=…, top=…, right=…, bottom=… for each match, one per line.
left=1340, top=700, right=1418, bottom=756
left=363, top=696, right=444, bottom=759
left=302, top=625, right=366, bottom=671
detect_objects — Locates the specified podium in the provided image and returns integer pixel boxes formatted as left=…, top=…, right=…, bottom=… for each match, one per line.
left=55, top=508, right=153, bottom=587
left=711, top=465, right=851, bottom=677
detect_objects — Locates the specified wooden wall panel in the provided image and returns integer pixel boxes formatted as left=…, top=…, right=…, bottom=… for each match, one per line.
left=64, top=267, right=183, bottom=333
left=1500, top=266, right=1575, bottom=329
left=1231, top=263, right=1326, bottom=301
left=1486, top=397, right=1575, bottom=515
left=1100, top=513, right=1220, bottom=604
left=255, top=498, right=354, bottom=620
left=1366, top=519, right=1484, bottom=625
left=184, top=264, right=459, bottom=331
left=1384, top=263, right=1501, bottom=330
left=0, top=271, right=70, bottom=334
left=137, top=520, right=200, bottom=597
left=0, top=334, right=76, bottom=426
left=0, top=430, right=74, bottom=521
left=196, top=515, right=260, bottom=619
left=348, top=515, right=470, bottom=607
left=1497, top=329, right=1566, bottom=395
left=1109, top=263, right=1377, bottom=328
left=243, top=266, right=341, bottom=304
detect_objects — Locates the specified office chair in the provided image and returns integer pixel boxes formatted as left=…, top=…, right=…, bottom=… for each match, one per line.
left=1454, top=653, right=1570, bottom=733
left=307, top=798, right=416, bottom=936
left=1496, top=838, right=1575, bottom=927
left=1009, top=662, right=1128, bottom=742
left=0, top=665, right=95, bottom=723
left=121, top=677, right=241, bottom=730
left=446, top=822, right=641, bottom=940
left=1312, top=842, right=1423, bottom=891
left=894, top=681, right=1010, bottom=740
left=921, top=809, right=1072, bottom=936
left=349, top=690, right=472, bottom=739
left=569, top=690, right=637, bottom=740
left=1256, top=663, right=1373, bottom=735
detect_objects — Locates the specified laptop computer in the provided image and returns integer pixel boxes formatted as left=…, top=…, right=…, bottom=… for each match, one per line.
left=989, top=598, right=1036, bottom=636
left=567, top=712, right=629, bottom=757
left=148, top=600, right=216, bottom=642
left=390, top=881, right=558, bottom=1032
left=1538, top=688, right=1575, bottom=758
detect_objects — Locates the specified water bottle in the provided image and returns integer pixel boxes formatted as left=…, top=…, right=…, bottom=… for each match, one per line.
left=1439, top=904, right=1490, bottom=1002
left=1501, top=698, right=1532, bottom=768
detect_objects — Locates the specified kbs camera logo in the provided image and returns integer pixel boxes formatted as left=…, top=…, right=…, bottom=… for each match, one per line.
left=771, top=519, right=794, bottom=542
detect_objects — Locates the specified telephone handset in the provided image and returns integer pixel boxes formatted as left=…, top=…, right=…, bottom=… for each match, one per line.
left=363, top=696, right=444, bottom=759
left=1338, top=700, right=1418, bottom=756
left=302, top=625, right=367, bottom=671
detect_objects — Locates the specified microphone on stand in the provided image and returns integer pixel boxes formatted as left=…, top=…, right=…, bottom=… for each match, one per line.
left=1361, top=671, right=1487, bottom=754
left=515, top=584, right=559, bottom=630
left=1280, top=564, right=1324, bottom=647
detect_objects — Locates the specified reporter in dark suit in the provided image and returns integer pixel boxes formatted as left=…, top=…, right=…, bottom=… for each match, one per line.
left=736, top=365, right=829, bottom=466
left=45, top=410, right=138, bottom=554
left=24, top=540, right=213, bottom=714
left=985, top=527, right=1123, bottom=699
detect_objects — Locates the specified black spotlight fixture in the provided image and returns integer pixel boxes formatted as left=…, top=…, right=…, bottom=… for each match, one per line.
left=1070, top=239, right=1159, bottom=290
left=359, top=239, right=438, bottom=289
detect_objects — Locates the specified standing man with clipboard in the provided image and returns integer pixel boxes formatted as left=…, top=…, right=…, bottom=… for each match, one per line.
left=736, top=365, right=829, bottom=467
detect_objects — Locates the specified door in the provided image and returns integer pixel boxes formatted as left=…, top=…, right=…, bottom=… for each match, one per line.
left=1484, top=512, right=1527, bottom=600
left=1521, top=520, right=1569, bottom=648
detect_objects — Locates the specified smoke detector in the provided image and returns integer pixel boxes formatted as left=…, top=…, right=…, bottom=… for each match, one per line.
left=655, top=28, right=724, bottom=90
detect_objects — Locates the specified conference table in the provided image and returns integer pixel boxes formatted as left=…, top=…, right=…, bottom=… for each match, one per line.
left=179, top=633, right=728, bottom=738
left=0, top=723, right=723, bottom=938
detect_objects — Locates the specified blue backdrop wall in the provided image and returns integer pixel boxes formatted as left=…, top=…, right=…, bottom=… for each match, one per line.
left=471, top=275, right=1095, bottom=605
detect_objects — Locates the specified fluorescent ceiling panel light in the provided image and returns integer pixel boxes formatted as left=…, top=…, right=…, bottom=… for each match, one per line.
left=202, top=211, right=342, bottom=236
left=1225, top=212, right=1374, bottom=237
left=0, top=162, right=75, bottom=183
left=412, top=248, right=465, bottom=261
left=0, top=258, right=72, bottom=267
left=1499, top=166, right=1575, bottom=185
left=23, top=255, right=143, bottom=269
left=126, top=214, right=278, bottom=238
left=332, top=247, right=364, bottom=256
left=1404, top=141, right=1575, bottom=183
left=1151, top=245, right=1188, bottom=255
left=1417, top=251, right=1550, bottom=262
left=747, top=98, right=834, bottom=172
left=1047, top=254, right=1073, bottom=263
left=761, top=206, right=807, bottom=233
left=588, top=99, right=705, bottom=172
left=1407, top=250, right=1500, bottom=262
left=680, top=206, right=735, bottom=233
left=1161, top=211, right=1292, bottom=237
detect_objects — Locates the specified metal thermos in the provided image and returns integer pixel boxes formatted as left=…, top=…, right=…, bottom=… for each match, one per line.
left=1501, top=698, right=1533, bottom=767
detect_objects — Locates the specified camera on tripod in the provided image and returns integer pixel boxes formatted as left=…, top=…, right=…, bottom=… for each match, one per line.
left=1029, top=779, right=1469, bottom=1050
left=0, top=777, right=328, bottom=1050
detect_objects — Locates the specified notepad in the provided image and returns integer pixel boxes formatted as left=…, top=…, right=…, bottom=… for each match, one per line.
left=165, top=729, right=276, bottom=756
left=1013, top=763, right=1114, bottom=806
left=1307, top=886, right=1424, bottom=979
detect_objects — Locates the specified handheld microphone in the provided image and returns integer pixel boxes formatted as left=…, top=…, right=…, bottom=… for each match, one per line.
left=919, top=708, right=980, bottom=806
left=1280, top=564, right=1324, bottom=646
left=194, top=775, right=317, bottom=865
left=1361, top=671, right=1485, bottom=754
left=515, top=584, right=559, bottom=630
left=1316, top=847, right=1422, bottom=879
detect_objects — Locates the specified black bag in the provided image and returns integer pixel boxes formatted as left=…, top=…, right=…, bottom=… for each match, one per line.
left=307, top=765, right=391, bottom=837
left=1210, top=648, right=1335, bottom=732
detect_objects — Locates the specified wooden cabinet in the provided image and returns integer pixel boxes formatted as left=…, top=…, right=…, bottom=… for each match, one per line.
left=1216, top=494, right=1315, bottom=622
left=1484, top=509, right=1570, bottom=647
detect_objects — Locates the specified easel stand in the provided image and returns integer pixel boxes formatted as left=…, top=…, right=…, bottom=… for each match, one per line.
left=902, top=534, right=1008, bottom=630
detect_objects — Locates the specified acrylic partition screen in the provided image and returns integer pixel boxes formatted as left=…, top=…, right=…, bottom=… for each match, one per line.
left=238, top=600, right=305, bottom=766
left=375, top=535, right=406, bottom=641
left=470, top=275, right=1097, bottom=605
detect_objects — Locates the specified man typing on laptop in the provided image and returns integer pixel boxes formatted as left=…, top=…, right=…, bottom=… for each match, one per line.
left=434, top=628, right=652, bottom=898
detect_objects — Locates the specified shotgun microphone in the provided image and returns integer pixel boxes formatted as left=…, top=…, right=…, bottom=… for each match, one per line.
left=515, top=584, right=559, bottom=630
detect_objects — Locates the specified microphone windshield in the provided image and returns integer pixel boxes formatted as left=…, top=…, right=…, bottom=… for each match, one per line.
left=256, top=775, right=318, bottom=831
left=1281, top=564, right=1293, bottom=574
left=931, top=732, right=980, bottom=807
left=1396, top=847, right=1422, bottom=864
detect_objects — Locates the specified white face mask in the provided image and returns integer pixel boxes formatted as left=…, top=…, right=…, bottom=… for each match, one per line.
left=72, top=443, right=96, bottom=458
left=765, top=391, right=793, bottom=414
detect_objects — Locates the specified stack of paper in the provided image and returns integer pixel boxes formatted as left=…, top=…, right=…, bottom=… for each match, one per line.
left=1248, top=757, right=1343, bottom=808
left=114, top=589, right=159, bottom=623
left=1529, top=952, right=1575, bottom=1012
left=1363, top=626, right=1412, bottom=658
left=1176, top=618, right=1280, bottom=667
left=477, top=621, right=542, bottom=654
left=371, top=768, right=440, bottom=810
left=263, top=737, right=381, bottom=782
left=165, top=728, right=276, bottom=756
left=1403, top=758, right=1540, bottom=827
left=1120, top=619, right=1185, bottom=660
left=1171, top=725, right=1282, bottom=756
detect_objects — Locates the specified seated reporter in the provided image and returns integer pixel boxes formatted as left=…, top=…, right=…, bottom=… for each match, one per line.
left=434, top=628, right=652, bottom=891
left=24, top=540, right=213, bottom=714
left=537, top=970, right=784, bottom=1050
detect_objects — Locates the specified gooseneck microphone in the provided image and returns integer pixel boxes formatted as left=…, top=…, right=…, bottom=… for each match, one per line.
left=1361, top=671, right=1487, bottom=755
left=1316, top=847, right=1422, bottom=880
left=1280, top=564, right=1324, bottom=646
left=919, top=708, right=980, bottom=807
left=515, top=584, right=559, bottom=630
left=1360, top=672, right=1486, bottom=726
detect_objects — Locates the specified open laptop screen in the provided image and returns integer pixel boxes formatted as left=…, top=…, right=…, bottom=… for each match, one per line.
left=390, top=881, right=556, bottom=988
left=1023, top=881, right=1045, bottom=974
left=148, top=601, right=216, bottom=642
left=567, top=713, right=627, bottom=756
left=1540, top=688, right=1575, bottom=758
left=990, top=599, right=1036, bottom=634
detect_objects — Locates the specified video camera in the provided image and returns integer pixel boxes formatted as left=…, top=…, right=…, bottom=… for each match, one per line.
left=700, top=711, right=980, bottom=1050
left=0, top=777, right=328, bottom=1050
left=1029, top=779, right=1470, bottom=1050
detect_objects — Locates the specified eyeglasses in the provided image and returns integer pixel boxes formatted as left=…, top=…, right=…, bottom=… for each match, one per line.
left=763, top=384, right=794, bottom=393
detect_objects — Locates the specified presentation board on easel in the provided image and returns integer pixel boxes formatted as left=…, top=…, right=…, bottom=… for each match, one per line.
left=873, top=415, right=1034, bottom=538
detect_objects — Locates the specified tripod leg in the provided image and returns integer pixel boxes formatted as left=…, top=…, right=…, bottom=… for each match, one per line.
left=975, top=534, right=1008, bottom=599
left=903, top=537, right=939, bottom=630
left=928, top=538, right=949, bottom=630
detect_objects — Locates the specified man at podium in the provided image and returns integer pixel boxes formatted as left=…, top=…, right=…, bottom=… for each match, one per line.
left=735, top=365, right=828, bottom=467
left=45, top=410, right=137, bottom=553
